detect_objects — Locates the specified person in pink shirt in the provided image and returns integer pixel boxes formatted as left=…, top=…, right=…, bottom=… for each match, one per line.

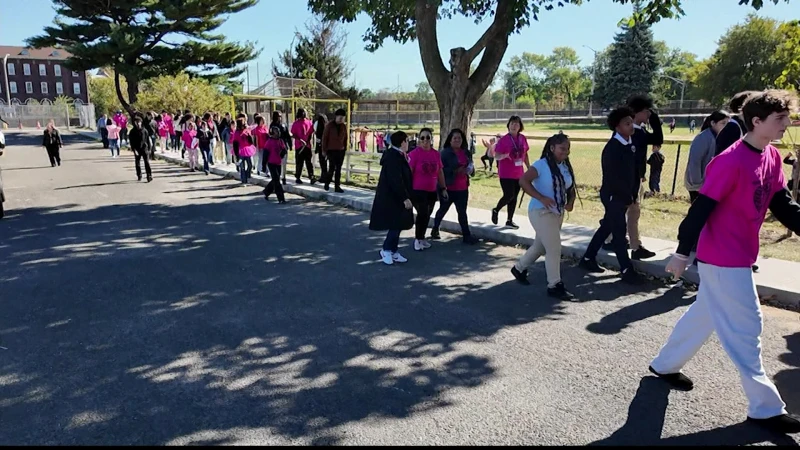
left=229, top=114, right=250, bottom=166
left=654, top=90, right=800, bottom=434
left=359, top=128, right=368, bottom=152
left=105, top=118, right=121, bottom=158
left=408, top=127, right=447, bottom=251
left=237, top=133, right=257, bottom=185
left=113, top=110, right=129, bottom=147
left=430, top=128, right=478, bottom=245
left=157, top=117, right=170, bottom=153
left=161, top=110, right=174, bottom=150
left=492, top=115, right=530, bottom=229
left=263, top=126, right=288, bottom=203
left=252, top=116, right=269, bottom=176
left=183, top=121, right=199, bottom=171
left=290, top=108, right=316, bottom=184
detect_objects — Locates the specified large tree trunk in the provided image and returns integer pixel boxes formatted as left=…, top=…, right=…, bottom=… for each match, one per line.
left=415, top=0, right=513, bottom=148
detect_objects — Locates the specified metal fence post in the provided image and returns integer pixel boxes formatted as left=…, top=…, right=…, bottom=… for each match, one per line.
left=65, top=104, right=71, bottom=130
left=345, top=151, right=351, bottom=182
left=671, top=144, right=681, bottom=196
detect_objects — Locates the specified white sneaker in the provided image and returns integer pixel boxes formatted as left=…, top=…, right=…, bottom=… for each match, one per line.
left=421, top=240, right=432, bottom=249
left=392, top=252, right=408, bottom=263
left=414, top=240, right=425, bottom=251
left=380, top=250, right=394, bottom=265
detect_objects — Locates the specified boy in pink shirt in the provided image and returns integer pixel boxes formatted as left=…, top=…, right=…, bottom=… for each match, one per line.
left=653, top=90, right=800, bottom=434
left=290, top=109, right=315, bottom=184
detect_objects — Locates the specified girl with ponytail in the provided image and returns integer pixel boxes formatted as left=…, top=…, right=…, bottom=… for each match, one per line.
left=510, top=133, right=577, bottom=300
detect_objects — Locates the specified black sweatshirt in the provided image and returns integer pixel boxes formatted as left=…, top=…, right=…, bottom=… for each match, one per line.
left=714, top=116, right=746, bottom=156
left=676, top=141, right=800, bottom=256
left=600, top=134, right=637, bottom=205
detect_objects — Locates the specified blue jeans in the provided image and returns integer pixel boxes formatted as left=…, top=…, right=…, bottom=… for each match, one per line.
left=240, top=156, right=253, bottom=184
left=200, top=146, right=212, bottom=172
left=383, top=229, right=401, bottom=252
left=109, top=138, right=119, bottom=156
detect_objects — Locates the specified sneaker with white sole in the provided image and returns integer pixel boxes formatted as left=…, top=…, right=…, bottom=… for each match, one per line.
left=414, top=240, right=426, bottom=251
left=380, top=250, right=394, bottom=265
left=420, top=240, right=432, bottom=249
left=392, top=252, right=408, bottom=263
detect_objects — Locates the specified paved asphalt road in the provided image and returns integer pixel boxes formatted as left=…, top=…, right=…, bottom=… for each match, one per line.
left=2, top=130, right=800, bottom=445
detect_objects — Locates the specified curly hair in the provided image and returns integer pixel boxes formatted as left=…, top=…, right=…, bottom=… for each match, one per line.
left=540, top=133, right=578, bottom=213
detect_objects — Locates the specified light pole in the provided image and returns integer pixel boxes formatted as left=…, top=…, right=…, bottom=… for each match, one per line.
left=660, top=74, right=686, bottom=110
left=289, top=31, right=303, bottom=100
left=2, top=53, right=10, bottom=104
left=583, top=45, right=598, bottom=117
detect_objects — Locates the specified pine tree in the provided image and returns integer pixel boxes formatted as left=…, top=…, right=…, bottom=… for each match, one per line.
left=595, top=3, right=659, bottom=108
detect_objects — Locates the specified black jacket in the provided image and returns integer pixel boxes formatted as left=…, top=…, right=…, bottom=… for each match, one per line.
left=369, top=148, right=414, bottom=231
left=197, top=129, right=213, bottom=149
left=715, top=115, right=746, bottom=156
left=631, top=111, right=664, bottom=182
left=271, top=121, right=292, bottom=150
left=441, top=146, right=473, bottom=188
left=129, top=126, right=150, bottom=153
left=43, top=129, right=62, bottom=148
left=600, top=135, right=637, bottom=205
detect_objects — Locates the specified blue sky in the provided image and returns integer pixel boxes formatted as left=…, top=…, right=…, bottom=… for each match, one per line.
left=0, top=0, right=797, bottom=92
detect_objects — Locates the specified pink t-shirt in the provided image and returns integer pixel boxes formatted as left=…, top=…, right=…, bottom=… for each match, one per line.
left=252, top=126, right=269, bottom=149
left=448, top=149, right=469, bottom=191
left=290, top=119, right=314, bottom=150
left=265, top=138, right=286, bottom=165
left=697, top=140, right=786, bottom=267
left=239, top=144, right=257, bottom=158
left=494, top=133, right=529, bottom=179
left=408, top=148, right=443, bottom=192
left=163, top=115, right=174, bottom=134
left=182, top=129, right=197, bottom=148
left=157, top=121, right=170, bottom=137
left=106, top=124, right=120, bottom=140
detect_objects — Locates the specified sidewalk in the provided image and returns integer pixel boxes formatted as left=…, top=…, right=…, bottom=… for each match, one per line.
left=75, top=129, right=800, bottom=308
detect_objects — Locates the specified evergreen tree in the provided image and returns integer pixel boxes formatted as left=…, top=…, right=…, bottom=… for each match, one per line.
left=27, top=0, right=259, bottom=114
left=595, top=3, right=658, bottom=108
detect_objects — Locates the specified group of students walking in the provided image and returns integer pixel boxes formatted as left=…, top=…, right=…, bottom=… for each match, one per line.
left=368, top=89, right=800, bottom=435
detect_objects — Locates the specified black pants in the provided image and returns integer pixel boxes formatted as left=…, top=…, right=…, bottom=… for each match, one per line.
left=383, top=229, right=401, bottom=252
left=295, top=146, right=314, bottom=181
left=649, top=169, right=662, bottom=192
left=264, top=163, right=285, bottom=201
left=149, top=136, right=157, bottom=160
left=325, top=150, right=345, bottom=188
left=689, top=190, right=699, bottom=202
left=583, top=193, right=633, bottom=272
left=317, top=150, right=328, bottom=183
left=120, top=127, right=128, bottom=145
left=134, top=147, right=152, bottom=179
left=100, top=128, right=109, bottom=148
left=481, top=155, right=494, bottom=170
left=433, top=190, right=471, bottom=238
left=45, top=145, right=61, bottom=166
left=495, top=178, right=521, bottom=222
left=412, top=190, right=438, bottom=240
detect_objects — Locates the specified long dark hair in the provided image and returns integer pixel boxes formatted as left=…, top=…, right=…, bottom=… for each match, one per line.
left=443, top=128, right=468, bottom=150
left=540, top=133, right=579, bottom=213
left=701, top=110, right=730, bottom=132
left=315, top=114, right=327, bottom=137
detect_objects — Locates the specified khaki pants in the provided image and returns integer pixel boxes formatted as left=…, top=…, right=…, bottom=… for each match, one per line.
left=515, top=208, right=564, bottom=288
left=605, top=183, right=643, bottom=250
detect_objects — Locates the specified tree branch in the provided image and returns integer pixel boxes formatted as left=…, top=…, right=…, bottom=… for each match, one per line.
left=463, top=0, right=513, bottom=63
left=415, top=0, right=449, bottom=94
left=466, top=0, right=514, bottom=106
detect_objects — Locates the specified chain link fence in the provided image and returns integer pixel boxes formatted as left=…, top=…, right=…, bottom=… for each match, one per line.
left=0, top=99, right=96, bottom=129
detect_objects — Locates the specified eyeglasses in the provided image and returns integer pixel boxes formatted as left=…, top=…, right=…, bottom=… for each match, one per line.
left=419, top=136, right=431, bottom=141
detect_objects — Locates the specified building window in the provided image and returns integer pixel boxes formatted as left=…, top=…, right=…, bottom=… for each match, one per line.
left=23, top=64, right=31, bottom=76
left=56, top=82, right=63, bottom=94
left=25, top=82, right=33, bottom=94
left=9, top=82, right=17, bottom=94
left=72, top=71, right=80, bottom=77
left=73, top=82, right=81, bottom=95
left=41, top=82, right=48, bottom=94
left=39, top=64, right=46, bottom=76
left=54, top=64, right=61, bottom=77
left=6, top=63, right=15, bottom=76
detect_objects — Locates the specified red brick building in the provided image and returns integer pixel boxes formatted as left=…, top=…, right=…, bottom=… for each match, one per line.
left=0, top=46, right=89, bottom=104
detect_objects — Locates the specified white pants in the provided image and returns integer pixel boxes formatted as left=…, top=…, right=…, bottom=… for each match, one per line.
left=515, top=208, right=564, bottom=287
left=650, top=263, right=786, bottom=419
left=160, top=137, right=168, bottom=152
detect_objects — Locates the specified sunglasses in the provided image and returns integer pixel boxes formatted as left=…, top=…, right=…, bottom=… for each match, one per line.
left=419, top=136, right=432, bottom=141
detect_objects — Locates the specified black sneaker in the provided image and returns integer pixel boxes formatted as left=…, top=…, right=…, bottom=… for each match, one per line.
left=310, top=177, right=317, bottom=185
left=430, top=229, right=441, bottom=240
left=747, top=414, right=800, bottom=434
left=147, top=176, right=153, bottom=183
left=621, top=268, right=645, bottom=285
left=548, top=282, right=576, bottom=301
left=752, top=264, right=759, bottom=273
left=335, top=187, right=345, bottom=194
left=632, top=246, right=656, bottom=260
left=491, top=208, right=499, bottom=225
left=296, top=178, right=304, bottom=184
left=511, top=266, right=530, bottom=285
left=506, top=221, right=519, bottom=230
left=579, top=258, right=604, bottom=273
left=137, top=176, right=142, bottom=182
left=463, top=235, right=479, bottom=245
left=648, top=366, right=694, bottom=391
left=324, top=183, right=330, bottom=192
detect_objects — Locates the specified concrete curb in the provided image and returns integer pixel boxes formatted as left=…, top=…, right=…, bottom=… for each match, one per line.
left=73, top=129, right=800, bottom=309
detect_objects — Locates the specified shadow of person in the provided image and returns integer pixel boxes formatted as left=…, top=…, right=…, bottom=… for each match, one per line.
left=585, top=287, right=695, bottom=335
left=774, top=332, right=800, bottom=414
left=590, top=376, right=799, bottom=446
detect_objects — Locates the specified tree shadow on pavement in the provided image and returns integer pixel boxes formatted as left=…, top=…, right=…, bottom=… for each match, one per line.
left=590, top=376, right=798, bottom=446
left=775, top=331, right=800, bottom=414
left=0, top=194, right=574, bottom=445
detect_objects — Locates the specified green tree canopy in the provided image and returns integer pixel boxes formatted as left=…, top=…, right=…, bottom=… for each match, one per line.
left=776, top=20, right=800, bottom=91
left=135, top=73, right=229, bottom=115
left=89, top=75, right=127, bottom=117
left=27, top=0, right=259, bottom=114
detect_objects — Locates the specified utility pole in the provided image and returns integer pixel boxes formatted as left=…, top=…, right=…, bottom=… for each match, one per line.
left=660, top=74, right=687, bottom=110
left=583, top=45, right=598, bottom=117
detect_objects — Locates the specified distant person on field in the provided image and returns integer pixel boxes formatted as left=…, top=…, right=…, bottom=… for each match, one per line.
left=689, top=119, right=696, bottom=134
left=669, top=118, right=676, bottom=134
left=481, top=134, right=499, bottom=172
left=647, top=146, right=665, bottom=194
